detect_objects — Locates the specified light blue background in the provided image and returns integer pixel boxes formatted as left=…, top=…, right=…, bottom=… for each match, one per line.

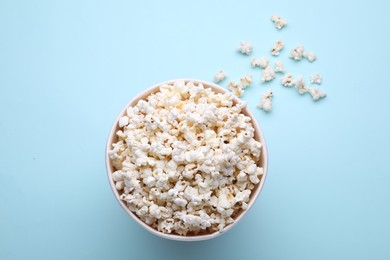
left=1, top=0, right=389, bottom=259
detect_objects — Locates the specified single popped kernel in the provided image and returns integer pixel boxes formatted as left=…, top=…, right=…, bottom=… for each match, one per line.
left=304, top=51, right=317, bottom=62
left=238, top=41, right=253, bottom=55
left=228, top=81, right=244, bottom=97
left=214, top=70, right=228, bottom=83
left=274, top=61, right=285, bottom=73
left=290, top=45, right=305, bottom=61
left=118, top=116, right=129, bottom=128
left=257, top=90, right=273, bottom=112
left=251, top=57, right=269, bottom=69
left=228, top=81, right=239, bottom=89
left=261, top=66, right=275, bottom=82
left=271, top=15, right=287, bottom=30
left=309, top=87, right=326, bottom=100
left=271, top=40, right=284, bottom=56
left=294, top=76, right=309, bottom=94
left=258, top=57, right=269, bottom=69
left=310, top=74, right=322, bottom=84
left=251, top=58, right=260, bottom=68
left=281, top=73, right=295, bottom=87
left=231, top=86, right=244, bottom=97
left=240, top=74, right=253, bottom=88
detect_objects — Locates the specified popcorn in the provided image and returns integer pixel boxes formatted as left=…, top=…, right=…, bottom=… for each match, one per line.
left=309, top=87, right=326, bottom=101
left=271, top=40, right=284, bottom=56
left=227, top=81, right=239, bottom=90
left=261, top=66, right=275, bottom=82
left=118, top=116, right=129, bottom=128
left=251, top=57, right=269, bottom=69
left=112, top=171, right=124, bottom=182
left=290, top=45, right=305, bottom=61
left=143, top=176, right=156, bottom=187
left=182, top=213, right=211, bottom=230
left=149, top=204, right=162, bottom=219
left=257, top=90, right=273, bottom=112
left=240, top=74, right=253, bottom=88
left=281, top=73, right=294, bottom=87
left=290, top=46, right=317, bottom=62
left=274, top=61, right=285, bottom=73
left=137, top=205, right=149, bottom=217
left=304, top=51, right=317, bottom=62
left=271, top=15, right=287, bottom=30
left=115, top=181, right=125, bottom=190
left=174, top=198, right=188, bottom=207
left=228, top=81, right=244, bottom=97
left=310, top=74, right=322, bottom=84
left=214, top=70, right=227, bottom=83
left=251, top=58, right=260, bottom=68
left=110, top=80, right=263, bottom=236
left=294, top=76, right=309, bottom=94
left=238, top=41, right=253, bottom=55
left=158, top=218, right=175, bottom=233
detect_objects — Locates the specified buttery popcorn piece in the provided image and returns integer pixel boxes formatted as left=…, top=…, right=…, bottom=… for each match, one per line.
left=251, top=57, right=261, bottom=68
left=271, top=15, right=287, bottom=30
left=310, top=74, right=322, bottom=84
left=281, top=73, right=295, bottom=87
left=228, top=81, right=244, bottom=97
left=238, top=41, right=253, bottom=55
left=240, top=74, right=253, bottom=88
left=274, top=61, right=285, bottom=73
left=304, top=51, right=317, bottom=62
left=251, top=57, right=269, bottom=69
left=261, top=66, right=275, bottom=82
left=118, top=116, right=129, bottom=128
left=214, top=70, right=227, bottom=83
left=294, top=76, right=309, bottom=94
left=290, top=45, right=305, bottom=61
left=271, top=40, right=284, bottom=56
left=257, top=90, right=273, bottom=112
left=309, top=87, right=326, bottom=101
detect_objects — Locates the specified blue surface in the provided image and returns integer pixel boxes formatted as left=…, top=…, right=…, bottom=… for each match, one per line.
left=1, top=0, right=390, bottom=259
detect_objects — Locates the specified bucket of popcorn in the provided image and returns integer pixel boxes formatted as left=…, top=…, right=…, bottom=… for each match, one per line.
left=106, top=79, right=268, bottom=241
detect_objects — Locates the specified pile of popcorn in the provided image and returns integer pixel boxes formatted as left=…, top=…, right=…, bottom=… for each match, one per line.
left=214, top=15, right=327, bottom=112
left=109, top=80, right=264, bottom=236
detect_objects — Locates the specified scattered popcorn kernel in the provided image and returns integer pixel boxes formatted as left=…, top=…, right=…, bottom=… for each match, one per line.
left=304, top=51, right=317, bottom=62
left=290, top=45, right=305, bottom=61
left=240, top=74, right=253, bottom=88
left=281, top=73, right=295, bottom=87
left=238, top=41, right=253, bottom=55
left=310, top=74, right=322, bottom=84
left=251, top=57, right=261, bottom=68
left=251, top=57, right=270, bottom=69
left=257, top=57, right=269, bottom=69
left=228, top=81, right=244, bottom=97
left=228, top=81, right=239, bottom=89
left=309, top=87, right=326, bottom=100
left=271, top=15, right=287, bottom=30
left=257, top=90, right=273, bottom=112
left=261, top=66, right=275, bottom=82
left=294, top=76, right=309, bottom=94
left=271, top=40, right=284, bottom=56
left=214, top=70, right=228, bottom=83
left=230, top=85, right=244, bottom=97
left=274, top=61, right=285, bottom=73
